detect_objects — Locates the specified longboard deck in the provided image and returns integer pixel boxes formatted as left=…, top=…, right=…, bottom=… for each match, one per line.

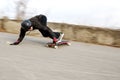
left=46, top=41, right=71, bottom=49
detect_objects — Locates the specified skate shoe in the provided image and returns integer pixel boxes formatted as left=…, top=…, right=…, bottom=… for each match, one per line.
left=57, top=32, right=64, bottom=43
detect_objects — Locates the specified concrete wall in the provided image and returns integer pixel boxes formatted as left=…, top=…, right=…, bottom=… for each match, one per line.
left=48, top=23, right=120, bottom=47
left=0, top=18, right=120, bottom=47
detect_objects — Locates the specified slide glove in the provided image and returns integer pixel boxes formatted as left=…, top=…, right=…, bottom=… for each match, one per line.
left=10, top=41, right=20, bottom=45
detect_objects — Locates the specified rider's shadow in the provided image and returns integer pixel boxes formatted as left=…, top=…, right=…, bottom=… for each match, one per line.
left=22, top=36, right=50, bottom=46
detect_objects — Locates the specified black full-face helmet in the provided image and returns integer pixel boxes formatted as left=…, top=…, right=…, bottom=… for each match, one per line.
left=21, top=20, right=32, bottom=31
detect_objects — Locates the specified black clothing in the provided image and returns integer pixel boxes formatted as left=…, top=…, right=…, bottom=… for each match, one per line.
left=13, top=14, right=60, bottom=44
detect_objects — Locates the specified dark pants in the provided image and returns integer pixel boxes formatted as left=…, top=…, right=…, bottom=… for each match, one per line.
left=38, top=15, right=60, bottom=39
left=39, top=29, right=60, bottom=39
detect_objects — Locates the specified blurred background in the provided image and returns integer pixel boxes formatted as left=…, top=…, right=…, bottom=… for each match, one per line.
left=0, top=0, right=120, bottom=29
left=0, top=0, right=120, bottom=47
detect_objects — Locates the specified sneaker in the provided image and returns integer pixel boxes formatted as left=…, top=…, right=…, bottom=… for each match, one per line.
left=57, top=32, right=64, bottom=43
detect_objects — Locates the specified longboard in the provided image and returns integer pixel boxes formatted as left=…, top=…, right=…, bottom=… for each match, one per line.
left=46, top=41, right=71, bottom=49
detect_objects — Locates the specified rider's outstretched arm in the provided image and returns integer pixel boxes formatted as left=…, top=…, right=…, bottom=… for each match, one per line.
left=10, top=28, right=26, bottom=45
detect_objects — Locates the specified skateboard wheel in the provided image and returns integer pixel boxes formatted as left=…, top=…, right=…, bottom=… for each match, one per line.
left=54, top=46, right=58, bottom=49
left=67, top=42, right=71, bottom=46
left=45, top=44, right=49, bottom=47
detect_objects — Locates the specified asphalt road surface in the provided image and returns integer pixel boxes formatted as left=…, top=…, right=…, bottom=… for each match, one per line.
left=0, top=32, right=120, bottom=80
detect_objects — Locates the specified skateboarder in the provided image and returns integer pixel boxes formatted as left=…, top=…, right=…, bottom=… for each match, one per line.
left=10, top=14, right=64, bottom=45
